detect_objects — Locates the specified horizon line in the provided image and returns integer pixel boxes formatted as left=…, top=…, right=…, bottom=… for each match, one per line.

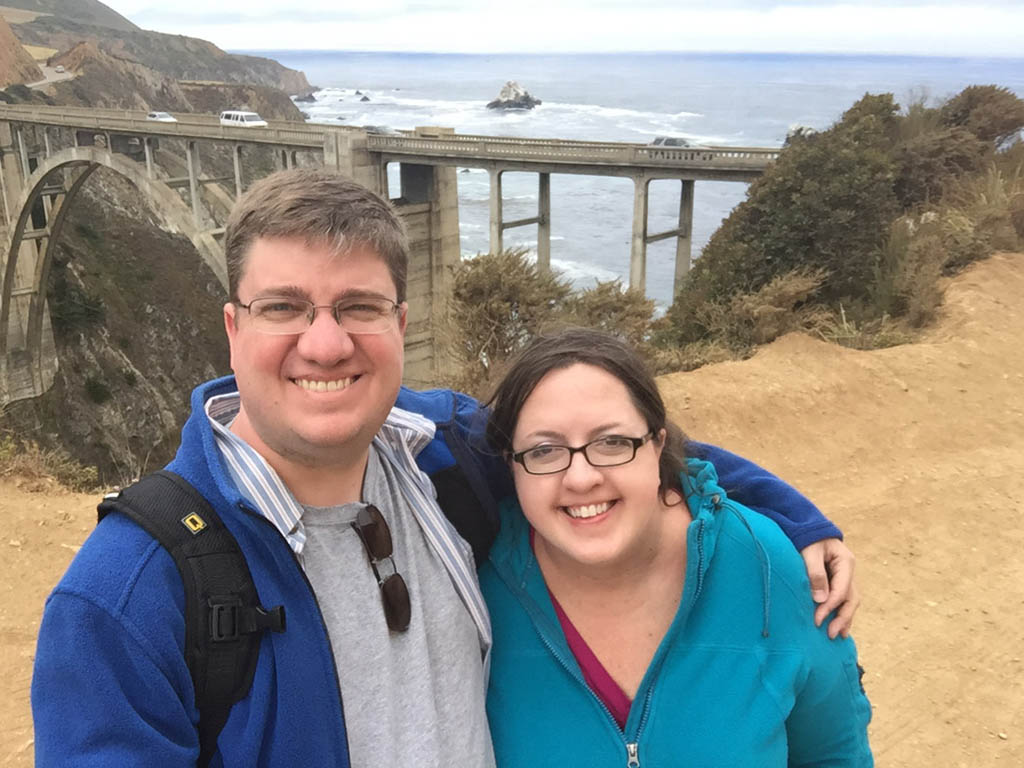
left=229, top=48, right=1024, bottom=61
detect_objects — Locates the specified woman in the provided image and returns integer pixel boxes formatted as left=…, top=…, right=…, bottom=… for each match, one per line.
left=481, top=329, right=873, bottom=767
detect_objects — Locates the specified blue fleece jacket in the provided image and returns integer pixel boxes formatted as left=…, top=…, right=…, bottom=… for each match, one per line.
left=480, top=459, right=873, bottom=767
left=32, top=377, right=350, bottom=767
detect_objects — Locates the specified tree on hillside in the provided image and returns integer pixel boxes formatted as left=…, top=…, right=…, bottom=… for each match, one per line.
left=939, top=85, right=1024, bottom=147
left=676, top=92, right=900, bottom=320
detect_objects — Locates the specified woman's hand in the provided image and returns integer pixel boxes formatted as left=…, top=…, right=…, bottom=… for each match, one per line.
left=800, top=538, right=860, bottom=639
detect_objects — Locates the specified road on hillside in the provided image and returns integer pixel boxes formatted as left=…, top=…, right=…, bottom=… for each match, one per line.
left=25, top=65, right=76, bottom=89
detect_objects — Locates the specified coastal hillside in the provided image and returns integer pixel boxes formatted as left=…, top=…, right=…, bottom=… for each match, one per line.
left=23, top=41, right=306, bottom=120
left=0, top=15, right=41, bottom=87
left=0, top=0, right=138, bottom=32
left=10, top=9, right=310, bottom=93
left=3, top=251, right=1021, bottom=766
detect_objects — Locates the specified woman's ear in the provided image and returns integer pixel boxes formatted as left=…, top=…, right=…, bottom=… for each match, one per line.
left=654, top=428, right=667, bottom=455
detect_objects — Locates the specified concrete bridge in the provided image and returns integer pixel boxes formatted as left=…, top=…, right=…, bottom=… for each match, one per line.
left=0, top=103, right=777, bottom=405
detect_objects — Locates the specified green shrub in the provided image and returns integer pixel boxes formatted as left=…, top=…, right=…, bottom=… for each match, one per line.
left=84, top=376, right=112, bottom=404
left=681, top=92, right=899, bottom=308
left=563, top=281, right=656, bottom=349
left=940, top=85, right=1024, bottom=146
left=443, top=249, right=571, bottom=395
left=48, top=258, right=105, bottom=334
left=656, top=269, right=829, bottom=357
left=893, top=127, right=990, bottom=208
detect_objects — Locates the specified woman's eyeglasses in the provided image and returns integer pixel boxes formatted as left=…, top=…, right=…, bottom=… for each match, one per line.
left=511, top=432, right=654, bottom=475
left=350, top=504, right=411, bottom=633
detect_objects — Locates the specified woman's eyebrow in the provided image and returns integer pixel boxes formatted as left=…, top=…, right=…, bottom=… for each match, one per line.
left=520, top=423, right=627, bottom=443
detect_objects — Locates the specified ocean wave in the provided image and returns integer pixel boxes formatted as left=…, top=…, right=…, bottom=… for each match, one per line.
left=541, top=101, right=702, bottom=122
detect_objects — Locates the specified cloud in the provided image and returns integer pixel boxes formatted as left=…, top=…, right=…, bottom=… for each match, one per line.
left=102, top=2, right=1024, bottom=57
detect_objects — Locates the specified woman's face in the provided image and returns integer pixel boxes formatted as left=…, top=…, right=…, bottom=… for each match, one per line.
left=510, top=363, right=666, bottom=571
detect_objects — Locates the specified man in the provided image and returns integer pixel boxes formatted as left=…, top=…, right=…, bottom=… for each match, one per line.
left=32, top=169, right=857, bottom=766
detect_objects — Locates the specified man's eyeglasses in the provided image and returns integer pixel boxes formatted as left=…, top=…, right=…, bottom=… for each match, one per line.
left=511, top=432, right=655, bottom=476
left=235, top=296, right=401, bottom=335
left=350, top=504, right=411, bottom=633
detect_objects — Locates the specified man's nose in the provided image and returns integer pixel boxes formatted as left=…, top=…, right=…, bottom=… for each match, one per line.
left=295, top=308, right=356, bottom=363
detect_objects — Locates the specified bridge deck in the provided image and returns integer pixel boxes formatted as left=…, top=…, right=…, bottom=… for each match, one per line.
left=1, top=104, right=778, bottom=177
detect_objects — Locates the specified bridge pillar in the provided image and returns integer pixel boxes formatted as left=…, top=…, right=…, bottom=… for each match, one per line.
left=673, top=179, right=695, bottom=297
left=143, top=137, right=154, bottom=179
left=0, top=135, right=15, bottom=227
left=488, top=168, right=503, bottom=254
left=185, top=141, right=202, bottom=229
left=43, top=128, right=51, bottom=159
left=16, top=126, right=30, bottom=179
left=630, top=175, right=650, bottom=292
left=537, top=172, right=551, bottom=273
left=232, top=144, right=243, bottom=199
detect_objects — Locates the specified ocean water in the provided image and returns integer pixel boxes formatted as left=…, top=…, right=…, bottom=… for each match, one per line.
left=243, top=51, right=1024, bottom=306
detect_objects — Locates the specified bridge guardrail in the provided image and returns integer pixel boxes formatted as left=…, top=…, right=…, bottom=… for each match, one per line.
left=366, top=134, right=780, bottom=168
left=0, top=105, right=326, bottom=147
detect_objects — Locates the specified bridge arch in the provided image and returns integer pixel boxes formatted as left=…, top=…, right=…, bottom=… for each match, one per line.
left=0, top=147, right=228, bottom=387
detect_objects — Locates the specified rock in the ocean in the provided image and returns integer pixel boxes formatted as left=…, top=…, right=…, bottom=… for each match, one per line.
left=293, top=92, right=317, bottom=103
left=360, top=95, right=371, bottom=102
left=487, top=80, right=541, bottom=110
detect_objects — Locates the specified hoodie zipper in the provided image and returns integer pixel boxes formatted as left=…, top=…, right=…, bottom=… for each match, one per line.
left=515, top=514, right=710, bottom=768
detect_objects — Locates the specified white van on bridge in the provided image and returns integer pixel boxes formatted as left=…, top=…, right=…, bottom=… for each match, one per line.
left=219, top=110, right=268, bottom=128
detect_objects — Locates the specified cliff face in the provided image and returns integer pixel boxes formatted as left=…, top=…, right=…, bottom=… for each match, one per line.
left=2, top=170, right=230, bottom=484
left=179, top=81, right=305, bottom=121
left=12, top=16, right=311, bottom=94
left=0, top=17, right=43, bottom=88
left=18, top=44, right=304, bottom=120
left=47, top=42, right=194, bottom=111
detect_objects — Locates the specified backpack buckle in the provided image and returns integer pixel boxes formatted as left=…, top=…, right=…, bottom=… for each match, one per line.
left=209, top=597, right=242, bottom=642
left=209, top=597, right=286, bottom=642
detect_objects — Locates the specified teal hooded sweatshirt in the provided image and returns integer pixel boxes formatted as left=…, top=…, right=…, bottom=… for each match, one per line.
left=480, top=458, right=873, bottom=767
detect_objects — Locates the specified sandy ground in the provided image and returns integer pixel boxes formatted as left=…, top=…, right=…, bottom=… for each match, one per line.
left=2, top=252, right=1023, bottom=765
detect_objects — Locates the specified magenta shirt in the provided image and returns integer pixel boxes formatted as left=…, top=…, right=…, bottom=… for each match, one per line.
left=530, top=530, right=633, bottom=729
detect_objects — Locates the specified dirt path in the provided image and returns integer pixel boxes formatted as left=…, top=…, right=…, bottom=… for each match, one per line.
left=3, top=252, right=1023, bottom=765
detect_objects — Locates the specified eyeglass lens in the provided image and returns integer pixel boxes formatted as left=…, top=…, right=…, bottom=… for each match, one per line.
left=352, top=504, right=411, bottom=632
left=245, top=297, right=397, bottom=335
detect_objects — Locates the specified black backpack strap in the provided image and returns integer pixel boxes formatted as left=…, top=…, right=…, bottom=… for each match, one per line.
left=98, top=470, right=285, bottom=768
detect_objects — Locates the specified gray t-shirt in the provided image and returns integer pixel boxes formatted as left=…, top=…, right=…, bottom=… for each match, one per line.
left=300, top=445, right=495, bottom=767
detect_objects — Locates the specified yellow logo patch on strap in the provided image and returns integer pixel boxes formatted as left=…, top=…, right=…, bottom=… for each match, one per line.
left=181, top=513, right=207, bottom=534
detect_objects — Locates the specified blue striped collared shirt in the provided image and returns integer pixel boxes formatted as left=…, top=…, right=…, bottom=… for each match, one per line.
left=203, top=390, right=492, bottom=663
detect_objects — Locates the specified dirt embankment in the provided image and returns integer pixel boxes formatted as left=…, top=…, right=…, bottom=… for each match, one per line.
left=2, top=252, right=1023, bottom=766
left=0, top=16, right=42, bottom=87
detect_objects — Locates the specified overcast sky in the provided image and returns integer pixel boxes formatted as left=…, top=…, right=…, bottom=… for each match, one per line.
left=100, top=1, right=1024, bottom=57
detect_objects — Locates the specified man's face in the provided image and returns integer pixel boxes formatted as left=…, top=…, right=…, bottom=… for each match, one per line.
left=224, top=236, right=407, bottom=469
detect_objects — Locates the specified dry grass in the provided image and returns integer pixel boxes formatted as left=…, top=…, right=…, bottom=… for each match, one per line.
left=0, top=6, right=50, bottom=24
left=20, top=45, right=58, bottom=62
left=0, top=432, right=99, bottom=492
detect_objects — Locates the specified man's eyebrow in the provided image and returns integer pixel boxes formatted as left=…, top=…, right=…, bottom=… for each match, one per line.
left=254, top=287, right=394, bottom=301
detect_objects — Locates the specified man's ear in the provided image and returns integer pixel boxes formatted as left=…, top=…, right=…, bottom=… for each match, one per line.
left=223, top=302, right=238, bottom=370
left=397, top=302, right=409, bottom=337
